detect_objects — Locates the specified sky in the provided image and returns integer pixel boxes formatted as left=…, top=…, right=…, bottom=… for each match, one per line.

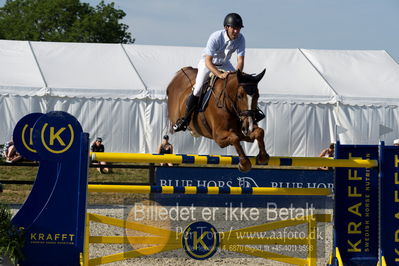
left=0, top=0, right=398, bottom=63
left=82, top=0, right=399, bottom=63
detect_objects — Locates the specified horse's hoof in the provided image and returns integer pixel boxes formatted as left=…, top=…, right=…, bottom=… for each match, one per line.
left=238, top=158, right=252, bottom=172
left=257, top=153, right=270, bottom=165
left=238, top=163, right=251, bottom=172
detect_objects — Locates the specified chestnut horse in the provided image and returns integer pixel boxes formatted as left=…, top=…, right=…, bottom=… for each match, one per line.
left=167, top=67, right=269, bottom=172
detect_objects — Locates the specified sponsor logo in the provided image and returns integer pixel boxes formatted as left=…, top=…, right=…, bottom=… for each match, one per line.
left=182, top=221, right=219, bottom=260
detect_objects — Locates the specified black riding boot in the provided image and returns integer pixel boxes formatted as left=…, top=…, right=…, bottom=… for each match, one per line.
left=173, top=94, right=199, bottom=132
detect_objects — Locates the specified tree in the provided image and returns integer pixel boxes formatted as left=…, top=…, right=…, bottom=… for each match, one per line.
left=0, top=0, right=134, bottom=43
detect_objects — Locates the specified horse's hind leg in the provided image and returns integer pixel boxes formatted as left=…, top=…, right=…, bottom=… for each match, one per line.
left=250, top=126, right=269, bottom=165
left=214, top=130, right=252, bottom=172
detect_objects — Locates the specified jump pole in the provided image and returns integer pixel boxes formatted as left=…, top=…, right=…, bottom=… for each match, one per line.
left=87, top=184, right=332, bottom=196
left=92, top=152, right=378, bottom=168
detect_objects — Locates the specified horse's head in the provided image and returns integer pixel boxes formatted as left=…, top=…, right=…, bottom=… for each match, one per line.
left=235, top=69, right=266, bottom=136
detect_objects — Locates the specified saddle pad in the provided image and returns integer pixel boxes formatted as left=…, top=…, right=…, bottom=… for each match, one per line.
left=198, top=74, right=218, bottom=112
left=198, top=88, right=212, bottom=112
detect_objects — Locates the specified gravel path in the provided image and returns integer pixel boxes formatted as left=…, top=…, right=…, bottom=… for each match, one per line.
left=87, top=203, right=333, bottom=266
left=11, top=203, right=333, bottom=265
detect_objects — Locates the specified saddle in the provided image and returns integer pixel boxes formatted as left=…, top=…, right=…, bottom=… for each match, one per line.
left=184, top=74, right=218, bottom=136
left=197, top=73, right=218, bottom=112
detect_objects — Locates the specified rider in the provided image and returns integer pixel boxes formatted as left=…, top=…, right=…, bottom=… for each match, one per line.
left=173, top=13, right=246, bottom=132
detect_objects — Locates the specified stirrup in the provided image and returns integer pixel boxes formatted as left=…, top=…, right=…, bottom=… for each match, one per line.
left=173, top=118, right=188, bottom=132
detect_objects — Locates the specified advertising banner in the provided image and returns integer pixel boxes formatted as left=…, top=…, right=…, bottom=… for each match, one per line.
left=334, top=144, right=379, bottom=265
left=154, top=167, right=333, bottom=208
left=379, top=143, right=399, bottom=265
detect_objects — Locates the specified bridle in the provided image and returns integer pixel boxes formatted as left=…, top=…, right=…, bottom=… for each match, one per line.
left=180, top=69, right=258, bottom=122
left=221, top=73, right=258, bottom=121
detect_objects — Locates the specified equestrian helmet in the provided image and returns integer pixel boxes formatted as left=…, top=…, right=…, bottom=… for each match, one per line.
left=223, top=13, right=244, bottom=28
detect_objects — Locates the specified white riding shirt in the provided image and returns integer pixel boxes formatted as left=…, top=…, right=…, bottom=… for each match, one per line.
left=202, top=29, right=245, bottom=66
left=193, top=30, right=245, bottom=96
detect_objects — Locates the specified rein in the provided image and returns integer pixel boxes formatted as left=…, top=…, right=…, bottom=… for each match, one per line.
left=180, top=69, right=256, bottom=126
left=180, top=68, right=194, bottom=89
left=220, top=74, right=256, bottom=120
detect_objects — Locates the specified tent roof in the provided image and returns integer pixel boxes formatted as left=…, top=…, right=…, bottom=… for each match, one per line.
left=0, top=39, right=398, bottom=105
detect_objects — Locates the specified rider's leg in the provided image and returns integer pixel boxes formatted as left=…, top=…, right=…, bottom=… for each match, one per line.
left=172, top=94, right=199, bottom=131
left=173, top=62, right=209, bottom=131
left=192, top=61, right=209, bottom=97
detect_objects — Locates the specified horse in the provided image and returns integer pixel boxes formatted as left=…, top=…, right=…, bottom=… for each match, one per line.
left=166, top=67, right=269, bottom=172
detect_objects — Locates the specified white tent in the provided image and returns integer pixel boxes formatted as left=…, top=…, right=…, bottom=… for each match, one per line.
left=1, top=39, right=399, bottom=156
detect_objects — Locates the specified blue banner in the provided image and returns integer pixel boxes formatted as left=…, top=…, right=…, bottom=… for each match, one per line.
left=153, top=167, right=333, bottom=208
left=334, top=143, right=379, bottom=265
left=379, top=143, right=399, bottom=264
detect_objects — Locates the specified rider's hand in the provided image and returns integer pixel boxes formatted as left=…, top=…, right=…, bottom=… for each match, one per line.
left=218, top=72, right=229, bottom=79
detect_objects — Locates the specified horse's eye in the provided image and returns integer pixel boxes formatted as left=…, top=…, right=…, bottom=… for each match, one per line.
left=237, top=94, right=242, bottom=99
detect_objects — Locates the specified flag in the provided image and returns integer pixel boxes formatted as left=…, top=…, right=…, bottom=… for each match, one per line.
left=336, top=125, right=347, bottom=135
left=379, top=124, right=393, bottom=137
left=334, top=125, right=347, bottom=142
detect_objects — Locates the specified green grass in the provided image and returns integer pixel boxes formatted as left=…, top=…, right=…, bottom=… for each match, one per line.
left=0, top=162, right=151, bottom=205
left=0, top=157, right=316, bottom=206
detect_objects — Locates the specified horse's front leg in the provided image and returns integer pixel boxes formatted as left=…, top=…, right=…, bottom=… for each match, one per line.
left=214, top=130, right=252, bottom=172
left=249, top=125, right=269, bottom=165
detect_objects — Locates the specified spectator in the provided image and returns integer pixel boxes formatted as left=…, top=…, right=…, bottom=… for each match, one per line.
left=394, top=139, right=399, bottom=146
left=157, top=135, right=173, bottom=166
left=318, top=143, right=335, bottom=170
left=91, top=137, right=110, bottom=173
left=319, top=143, right=335, bottom=158
left=4, top=141, right=22, bottom=163
left=1, top=140, right=11, bottom=158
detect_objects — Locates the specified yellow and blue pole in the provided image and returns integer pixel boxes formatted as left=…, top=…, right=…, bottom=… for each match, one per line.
left=88, top=184, right=332, bottom=196
left=91, top=152, right=378, bottom=168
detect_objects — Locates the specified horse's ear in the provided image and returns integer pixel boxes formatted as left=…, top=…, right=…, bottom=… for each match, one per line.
left=237, top=69, right=243, bottom=83
left=255, top=68, right=266, bottom=82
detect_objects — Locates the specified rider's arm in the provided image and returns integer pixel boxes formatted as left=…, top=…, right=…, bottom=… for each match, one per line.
left=236, top=33, right=245, bottom=71
left=205, top=56, right=228, bottom=79
left=237, top=56, right=244, bottom=72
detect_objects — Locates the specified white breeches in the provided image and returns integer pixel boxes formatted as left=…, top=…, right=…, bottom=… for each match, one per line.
left=192, top=60, right=235, bottom=96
